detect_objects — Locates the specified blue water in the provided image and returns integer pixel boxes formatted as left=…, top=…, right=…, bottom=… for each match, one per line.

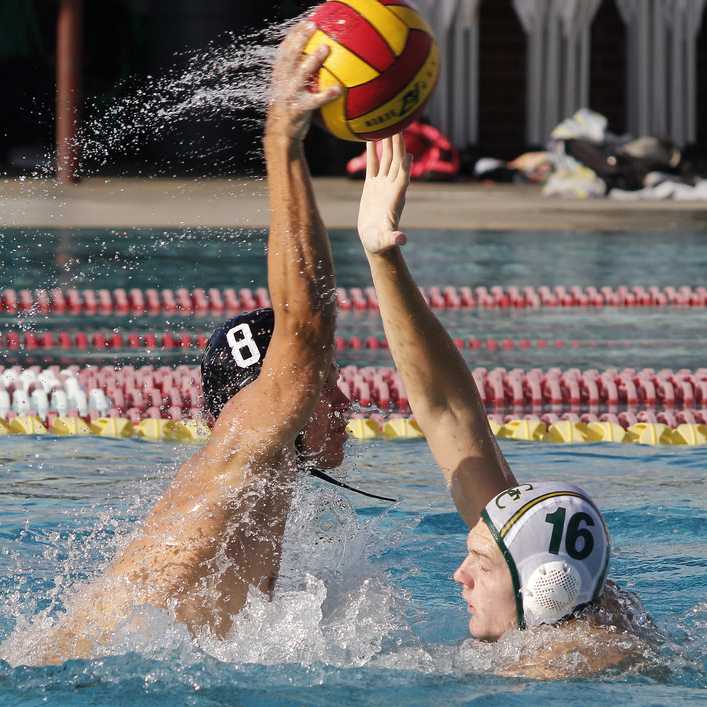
left=2, top=228, right=707, bottom=370
left=0, top=227, right=706, bottom=704
left=0, top=436, right=705, bottom=705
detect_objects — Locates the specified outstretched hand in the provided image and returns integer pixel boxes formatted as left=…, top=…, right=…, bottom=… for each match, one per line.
left=357, top=133, right=412, bottom=255
left=267, top=21, right=342, bottom=142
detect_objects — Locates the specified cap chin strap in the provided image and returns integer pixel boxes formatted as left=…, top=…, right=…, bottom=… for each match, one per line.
left=295, top=433, right=397, bottom=503
left=308, top=467, right=398, bottom=503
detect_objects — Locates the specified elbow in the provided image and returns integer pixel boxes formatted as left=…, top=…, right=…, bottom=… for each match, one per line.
left=277, top=307, right=335, bottom=350
left=275, top=290, right=336, bottom=337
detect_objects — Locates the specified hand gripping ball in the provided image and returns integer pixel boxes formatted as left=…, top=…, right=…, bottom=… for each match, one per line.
left=304, top=0, right=440, bottom=141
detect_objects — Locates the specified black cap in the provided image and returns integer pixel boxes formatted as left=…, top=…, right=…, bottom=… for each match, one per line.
left=201, top=308, right=274, bottom=421
left=200, top=308, right=398, bottom=503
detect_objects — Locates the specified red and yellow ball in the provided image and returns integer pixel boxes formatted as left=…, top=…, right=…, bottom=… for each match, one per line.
left=304, top=0, right=440, bottom=141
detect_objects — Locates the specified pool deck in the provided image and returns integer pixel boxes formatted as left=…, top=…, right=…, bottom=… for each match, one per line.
left=1, top=177, right=706, bottom=232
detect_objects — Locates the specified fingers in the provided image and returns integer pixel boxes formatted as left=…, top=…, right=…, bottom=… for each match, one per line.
left=400, top=152, right=413, bottom=184
left=283, top=20, right=318, bottom=56
left=389, top=132, right=405, bottom=180
left=301, top=84, right=342, bottom=111
left=297, top=43, right=329, bottom=85
left=274, top=21, right=317, bottom=77
left=378, top=137, right=393, bottom=177
left=366, top=141, right=380, bottom=180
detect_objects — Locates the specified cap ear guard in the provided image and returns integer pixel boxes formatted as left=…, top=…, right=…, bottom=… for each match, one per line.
left=522, top=561, right=582, bottom=626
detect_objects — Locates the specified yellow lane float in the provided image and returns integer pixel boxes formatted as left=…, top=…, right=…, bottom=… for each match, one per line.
left=346, top=418, right=383, bottom=440
left=545, top=421, right=590, bottom=444
left=89, top=417, right=135, bottom=438
left=0, top=416, right=704, bottom=446
left=585, top=421, right=628, bottom=443
left=497, top=419, right=547, bottom=442
left=8, top=416, right=48, bottom=435
left=670, top=423, right=707, bottom=446
left=383, top=418, right=423, bottom=440
left=51, top=417, right=92, bottom=436
left=626, top=423, right=674, bottom=446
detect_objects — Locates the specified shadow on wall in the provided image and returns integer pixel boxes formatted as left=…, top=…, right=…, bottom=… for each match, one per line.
left=698, top=5, right=707, bottom=154
left=590, top=0, right=627, bottom=135
left=477, top=0, right=526, bottom=159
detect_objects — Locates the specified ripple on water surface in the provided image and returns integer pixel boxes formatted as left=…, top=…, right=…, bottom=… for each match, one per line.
left=0, top=436, right=704, bottom=704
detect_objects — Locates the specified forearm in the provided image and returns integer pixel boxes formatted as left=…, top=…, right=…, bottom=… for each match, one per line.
left=367, top=247, right=485, bottom=423
left=264, top=132, right=336, bottom=340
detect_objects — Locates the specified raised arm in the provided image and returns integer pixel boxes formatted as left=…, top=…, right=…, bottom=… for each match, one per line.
left=28, top=25, right=343, bottom=665
left=125, top=24, right=342, bottom=618
left=209, top=23, right=341, bottom=458
left=357, top=134, right=516, bottom=527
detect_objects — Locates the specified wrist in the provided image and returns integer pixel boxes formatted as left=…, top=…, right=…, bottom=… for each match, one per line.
left=264, top=130, right=304, bottom=158
left=364, top=244, right=399, bottom=262
left=265, top=113, right=303, bottom=139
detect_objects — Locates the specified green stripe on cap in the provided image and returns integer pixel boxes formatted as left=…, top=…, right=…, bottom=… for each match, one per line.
left=499, top=490, right=605, bottom=537
left=482, top=509, right=525, bottom=630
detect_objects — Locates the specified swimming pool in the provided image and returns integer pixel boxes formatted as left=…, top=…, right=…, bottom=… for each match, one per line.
left=0, top=436, right=704, bottom=704
left=2, top=227, right=707, bottom=371
left=1, top=228, right=706, bottom=704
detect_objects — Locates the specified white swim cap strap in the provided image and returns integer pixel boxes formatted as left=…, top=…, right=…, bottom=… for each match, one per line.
left=481, top=508, right=526, bottom=630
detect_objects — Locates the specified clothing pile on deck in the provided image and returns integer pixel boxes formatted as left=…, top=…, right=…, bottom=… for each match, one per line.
left=346, top=121, right=460, bottom=181
left=475, top=109, right=707, bottom=200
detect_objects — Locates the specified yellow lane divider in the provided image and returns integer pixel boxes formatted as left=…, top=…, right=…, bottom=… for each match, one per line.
left=0, top=417, right=706, bottom=447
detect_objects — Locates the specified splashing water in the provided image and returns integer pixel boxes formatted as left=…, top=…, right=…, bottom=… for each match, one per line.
left=31, top=16, right=304, bottom=178
left=0, top=457, right=681, bottom=678
left=0, top=436, right=705, bottom=705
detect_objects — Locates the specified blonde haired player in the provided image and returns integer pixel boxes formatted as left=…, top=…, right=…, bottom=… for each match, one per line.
left=356, top=132, right=648, bottom=678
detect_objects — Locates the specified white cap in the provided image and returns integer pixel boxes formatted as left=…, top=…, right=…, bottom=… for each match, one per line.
left=482, top=482, right=610, bottom=628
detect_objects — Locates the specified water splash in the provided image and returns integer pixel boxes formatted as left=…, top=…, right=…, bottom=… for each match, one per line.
left=29, top=15, right=304, bottom=179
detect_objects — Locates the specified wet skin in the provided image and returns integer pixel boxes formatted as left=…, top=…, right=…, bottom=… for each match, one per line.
left=454, top=521, right=517, bottom=641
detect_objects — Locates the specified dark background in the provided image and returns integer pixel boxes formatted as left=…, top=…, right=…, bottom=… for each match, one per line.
left=0, top=0, right=705, bottom=176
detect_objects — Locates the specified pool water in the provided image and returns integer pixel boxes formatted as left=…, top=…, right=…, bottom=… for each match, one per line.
left=0, top=437, right=705, bottom=704
left=0, top=228, right=706, bottom=704
left=2, top=228, right=707, bottom=371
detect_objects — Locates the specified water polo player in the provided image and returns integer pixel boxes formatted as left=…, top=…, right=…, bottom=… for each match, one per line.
left=356, top=133, right=641, bottom=674
left=32, top=22, right=351, bottom=663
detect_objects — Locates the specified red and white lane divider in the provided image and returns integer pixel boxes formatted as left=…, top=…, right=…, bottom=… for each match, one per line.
left=2, top=285, right=707, bottom=316
left=1, top=330, right=210, bottom=351
left=0, top=330, right=700, bottom=352
left=336, top=366, right=707, bottom=420
left=0, top=365, right=201, bottom=424
left=1, top=365, right=706, bottom=425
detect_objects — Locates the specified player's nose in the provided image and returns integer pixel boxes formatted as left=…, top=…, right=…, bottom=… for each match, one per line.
left=453, top=562, right=474, bottom=588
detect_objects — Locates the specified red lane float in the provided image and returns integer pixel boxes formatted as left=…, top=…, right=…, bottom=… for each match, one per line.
left=2, top=365, right=706, bottom=421
left=2, top=330, right=701, bottom=353
left=3, top=286, right=707, bottom=316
